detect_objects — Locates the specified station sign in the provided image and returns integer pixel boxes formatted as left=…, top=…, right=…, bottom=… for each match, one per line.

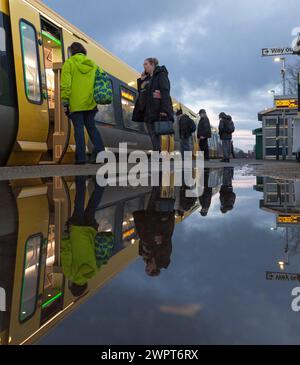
left=261, top=47, right=295, bottom=57
left=277, top=214, right=300, bottom=224
left=275, top=99, right=298, bottom=109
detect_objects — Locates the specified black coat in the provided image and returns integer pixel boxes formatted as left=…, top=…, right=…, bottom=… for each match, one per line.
left=179, top=114, right=196, bottom=139
left=133, top=66, right=174, bottom=124
left=197, top=116, right=212, bottom=139
left=219, top=115, right=233, bottom=140
left=220, top=187, right=236, bottom=213
left=132, top=76, right=151, bottom=123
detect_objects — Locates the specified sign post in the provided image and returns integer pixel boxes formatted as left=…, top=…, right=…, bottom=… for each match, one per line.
left=261, top=47, right=295, bottom=57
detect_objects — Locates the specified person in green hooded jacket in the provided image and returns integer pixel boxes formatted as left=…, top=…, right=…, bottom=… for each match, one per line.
left=61, top=176, right=114, bottom=297
left=61, top=42, right=105, bottom=164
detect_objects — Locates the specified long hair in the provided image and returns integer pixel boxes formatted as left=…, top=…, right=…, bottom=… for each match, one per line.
left=145, top=57, right=159, bottom=67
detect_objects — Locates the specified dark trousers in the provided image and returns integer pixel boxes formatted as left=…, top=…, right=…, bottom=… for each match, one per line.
left=70, top=176, right=105, bottom=229
left=146, top=123, right=161, bottom=152
left=69, top=110, right=105, bottom=163
left=222, top=140, right=231, bottom=160
left=199, top=138, right=210, bottom=160
left=180, top=137, right=193, bottom=157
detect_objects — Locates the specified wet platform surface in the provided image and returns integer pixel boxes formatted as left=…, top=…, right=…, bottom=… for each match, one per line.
left=0, top=159, right=299, bottom=181
left=1, top=165, right=300, bottom=345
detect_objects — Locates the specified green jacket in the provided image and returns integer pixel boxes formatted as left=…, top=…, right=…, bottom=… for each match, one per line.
left=61, top=53, right=98, bottom=112
left=61, top=225, right=98, bottom=286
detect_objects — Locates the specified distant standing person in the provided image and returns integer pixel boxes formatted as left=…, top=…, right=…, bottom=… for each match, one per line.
left=132, top=58, right=174, bottom=152
left=61, top=42, right=106, bottom=164
left=176, top=108, right=196, bottom=157
left=197, top=109, right=212, bottom=161
left=218, top=112, right=235, bottom=163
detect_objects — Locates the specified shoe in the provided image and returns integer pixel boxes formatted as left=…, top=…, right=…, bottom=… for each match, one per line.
left=75, top=161, right=87, bottom=165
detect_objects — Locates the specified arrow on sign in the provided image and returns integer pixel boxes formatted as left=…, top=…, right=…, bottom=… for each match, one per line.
left=261, top=47, right=295, bottom=57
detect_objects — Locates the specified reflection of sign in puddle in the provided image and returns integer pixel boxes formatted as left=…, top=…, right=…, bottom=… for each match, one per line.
left=266, top=272, right=300, bottom=282
left=0, top=287, right=5, bottom=312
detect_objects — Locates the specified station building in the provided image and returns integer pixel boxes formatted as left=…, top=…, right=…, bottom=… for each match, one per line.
left=256, top=96, right=300, bottom=160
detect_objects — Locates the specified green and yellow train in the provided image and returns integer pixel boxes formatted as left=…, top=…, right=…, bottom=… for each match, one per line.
left=0, top=0, right=221, bottom=166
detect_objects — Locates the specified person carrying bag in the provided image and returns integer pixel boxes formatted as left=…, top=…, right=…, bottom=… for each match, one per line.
left=132, top=58, right=174, bottom=152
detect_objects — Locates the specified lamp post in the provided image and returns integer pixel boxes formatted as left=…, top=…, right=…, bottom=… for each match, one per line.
left=274, top=57, right=288, bottom=159
left=274, top=57, right=286, bottom=96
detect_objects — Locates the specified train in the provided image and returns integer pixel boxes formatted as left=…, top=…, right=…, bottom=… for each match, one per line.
left=0, top=0, right=221, bottom=167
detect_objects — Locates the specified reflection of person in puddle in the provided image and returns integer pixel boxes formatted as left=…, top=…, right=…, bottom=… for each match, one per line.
left=134, top=187, right=175, bottom=277
left=199, top=169, right=213, bottom=217
left=61, top=176, right=114, bottom=297
left=220, top=167, right=236, bottom=214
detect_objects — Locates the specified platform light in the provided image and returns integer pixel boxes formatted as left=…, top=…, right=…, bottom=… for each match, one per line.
left=278, top=261, right=285, bottom=271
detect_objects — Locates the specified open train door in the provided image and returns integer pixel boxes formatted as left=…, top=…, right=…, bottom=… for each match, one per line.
left=7, top=0, right=49, bottom=166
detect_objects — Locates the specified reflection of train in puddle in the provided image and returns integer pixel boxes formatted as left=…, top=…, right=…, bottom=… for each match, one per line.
left=0, top=169, right=225, bottom=345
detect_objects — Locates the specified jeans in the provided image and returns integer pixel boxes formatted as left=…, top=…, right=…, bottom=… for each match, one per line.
left=199, top=138, right=210, bottom=160
left=69, top=110, right=105, bottom=163
left=222, top=139, right=232, bottom=160
left=146, top=123, right=161, bottom=152
left=180, top=137, right=193, bottom=157
left=69, top=176, right=105, bottom=229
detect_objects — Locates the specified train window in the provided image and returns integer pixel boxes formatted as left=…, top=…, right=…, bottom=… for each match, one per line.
left=95, top=205, right=116, bottom=233
left=20, top=20, right=42, bottom=103
left=19, top=234, right=43, bottom=323
left=120, top=87, right=139, bottom=131
left=95, top=80, right=116, bottom=125
left=122, top=198, right=142, bottom=247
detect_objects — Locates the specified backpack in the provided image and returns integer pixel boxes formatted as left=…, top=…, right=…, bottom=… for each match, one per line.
left=94, top=67, right=113, bottom=105
left=225, top=117, right=235, bottom=134
left=180, top=115, right=196, bottom=138
left=94, top=232, right=115, bottom=268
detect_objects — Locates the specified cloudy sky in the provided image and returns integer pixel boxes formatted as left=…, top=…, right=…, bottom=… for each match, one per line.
left=43, top=0, right=300, bottom=151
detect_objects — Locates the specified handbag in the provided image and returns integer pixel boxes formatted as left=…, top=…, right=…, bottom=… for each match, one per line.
left=94, top=67, right=113, bottom=105
left=154, top=116, right=174, bottom=136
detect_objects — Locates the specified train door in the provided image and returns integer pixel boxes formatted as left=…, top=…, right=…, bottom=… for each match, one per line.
left=40, top=177, right=70, bottom=326
left=60, top=30, right=89, bottom=164
left=8, top=180, right=49, bottom=345
left=8, top=0, right=49, bottom=166
left=39, top=18, right=69, bottom=164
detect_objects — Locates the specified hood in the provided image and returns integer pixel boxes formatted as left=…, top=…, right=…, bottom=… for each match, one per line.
left=219, top=112, right=232, bottom=120
left=71, top=53, right=96, bottom=74
left=154, top=65, right=169, bottom=76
